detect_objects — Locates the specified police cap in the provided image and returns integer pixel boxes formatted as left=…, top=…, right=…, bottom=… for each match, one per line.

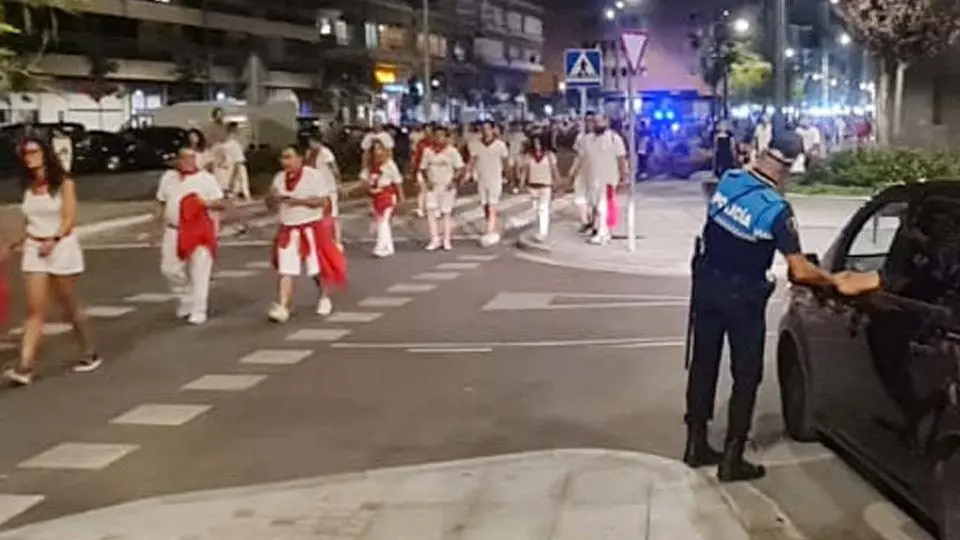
left=767, top=132, right=804, bottom=165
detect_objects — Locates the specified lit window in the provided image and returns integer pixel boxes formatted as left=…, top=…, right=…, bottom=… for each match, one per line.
left=318, top=17, right=332, bottom=36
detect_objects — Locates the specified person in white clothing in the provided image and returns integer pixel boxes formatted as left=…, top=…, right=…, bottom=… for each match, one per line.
left=753, top=115, right=772, bottom=162
left=361, top=140, right=404, bottom=257
left=186, top=129, right=214, bottom=172
left=520, top=134, right=561, bottom=241
left=572, top=113, right=596, bottom=233
left=467, top=121, right=509, bottom=247
left=267, top=146, right=339, bottom=323
left=51, top=126, right=73, bottom=173
left=569, top=114, right=627, bottom=245
left=506, top=122, right=528, bottom=188
left=306, top=133, right=343, bottom=247
left=418, top=126, right=465, bottom=251
left=3, top=137, right=101, bottom=385
left=154, top=148, right=224, bottom=325
left=360, top=119, right=394, bottom=170
left=792, top=117, right=823, bottom=175
left=219, top=123, right=250, bottom=200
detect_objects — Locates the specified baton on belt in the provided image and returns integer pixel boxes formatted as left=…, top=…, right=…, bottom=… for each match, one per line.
left=684, top=235, right=703, bottom=371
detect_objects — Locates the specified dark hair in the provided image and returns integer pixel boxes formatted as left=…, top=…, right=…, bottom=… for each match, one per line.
left=226, top=122, right=239, bottom=133
left=18, top=136, right=67, bottom=194
left=524, top=133, right=554, bottom=153
left=308, top=131, right=325, bottom=143
left=212, top=107, right=224, bottom=119
left=282, top=144, right=303, bottom=156
left=186, top=128, right=207, bottom=151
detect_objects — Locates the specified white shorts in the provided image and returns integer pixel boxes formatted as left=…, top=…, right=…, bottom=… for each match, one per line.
left=425, top=186, right=456, bottom=215
left=276, top=227, right=321, bottom=277
left=478, top=182, right=503, bottom=205
left=21, top=233, right=84, bottom=275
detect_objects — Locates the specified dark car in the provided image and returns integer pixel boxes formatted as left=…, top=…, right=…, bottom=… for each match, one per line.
left=72, top=130, right=136, bottom=174
left=777, top=181, right=960, bottom=538
left=0, top=122, right=87, bottom=175
left=122, top=126, right=187, bottom=170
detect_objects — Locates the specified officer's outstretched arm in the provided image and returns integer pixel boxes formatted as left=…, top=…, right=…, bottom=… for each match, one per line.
left=784, top=254, right=836, bottom=287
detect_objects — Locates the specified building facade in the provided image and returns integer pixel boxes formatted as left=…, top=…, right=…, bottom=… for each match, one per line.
left=2, top=0, right=544, bottom=129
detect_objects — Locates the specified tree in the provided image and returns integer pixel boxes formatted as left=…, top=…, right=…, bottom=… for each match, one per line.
left=1, top=0, right=77, bottom=99
left=728, top=44, right=772, bottom=101
left=834, top=0, right=960, bottom=144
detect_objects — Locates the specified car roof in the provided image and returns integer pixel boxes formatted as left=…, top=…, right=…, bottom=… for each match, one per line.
left=879, top=180, right=960, bottom=198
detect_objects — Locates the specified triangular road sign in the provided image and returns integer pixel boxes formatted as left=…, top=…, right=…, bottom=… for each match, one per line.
left=621, top=30, right=648, bottom=73
left=572, top=52, right=599, bottom=79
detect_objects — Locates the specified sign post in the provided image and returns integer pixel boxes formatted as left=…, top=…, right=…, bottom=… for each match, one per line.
left=620, top=29, right=648, bottom=253
left=564, top=48, right=603, bottom=126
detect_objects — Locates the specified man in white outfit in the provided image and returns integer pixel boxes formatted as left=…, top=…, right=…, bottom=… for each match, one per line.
left=419, top=126, right=465, bottom=251
left=467, top=120, right=509, bottom=247
left=572, top=113, right=596, bottom=234
left=221, top=122, right=250, bottom=200
left=570, top=114, right=627, bottom=245
left=155, top=148, right=224, bottom=325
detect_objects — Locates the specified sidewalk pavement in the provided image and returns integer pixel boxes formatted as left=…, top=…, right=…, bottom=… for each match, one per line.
left=0, top=449, right=805, bottom=540
left=517, top=181, right=867, bottom=276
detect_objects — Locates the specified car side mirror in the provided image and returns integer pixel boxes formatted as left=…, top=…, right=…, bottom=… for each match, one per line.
left=805, top=252, right=820, bottom=266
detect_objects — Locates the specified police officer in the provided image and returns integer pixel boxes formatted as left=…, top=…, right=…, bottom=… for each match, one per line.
left=683, top=133, right=843, bottom=482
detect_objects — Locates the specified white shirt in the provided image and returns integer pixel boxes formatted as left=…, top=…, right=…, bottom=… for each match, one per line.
left=360, top=160, right=403, bottom=189
left=156, top=170, right=224, bottom=226
left=796, top=125, right=822, bottom=152
left=272, top=167, right=336, bottom=225
left=526, top=152, right=556, bottom=186
left=471, top=138, right=509, bottom=185
left=360, top=130, right=394, bottom=151
left=311, top=146, right=338, bottom=180
left=754, top=123, right=772, bottom=152
left=219, top=138, right=246, bottom=169
left=420, top=145, right=464, bottom=188
left=579, top=130, right=626, bottom=186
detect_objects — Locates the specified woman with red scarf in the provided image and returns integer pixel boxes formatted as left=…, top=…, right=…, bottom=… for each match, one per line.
left=154, top=148, right=223, bottom=325
left=267, top=145, right=344, bottom=323
left=361, top=140, right=404, bottom=258
left=519, top=134, right=562, bottom=241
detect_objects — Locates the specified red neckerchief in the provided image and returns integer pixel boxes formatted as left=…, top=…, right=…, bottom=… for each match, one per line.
left=531, top=150, right=545, bottom=163
left=369, top=160, right=384, bottom=184
left=284, top=166, right=304, bottom=192
left=177, top=165, right=199, bottom=179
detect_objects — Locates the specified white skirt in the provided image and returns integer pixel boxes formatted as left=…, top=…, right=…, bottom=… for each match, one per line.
left=21, top=233, right=84, bottom=275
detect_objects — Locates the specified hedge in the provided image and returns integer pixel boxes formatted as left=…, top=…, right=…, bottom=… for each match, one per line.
left=802, top=149, right=960, bottom=188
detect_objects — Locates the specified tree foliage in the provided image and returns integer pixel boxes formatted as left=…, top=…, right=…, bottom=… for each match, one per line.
left=833, top=0, right=960, bottom=62
left=0, top=0, right=78, bottom=98
left=728, top=44, right=772, bottom=99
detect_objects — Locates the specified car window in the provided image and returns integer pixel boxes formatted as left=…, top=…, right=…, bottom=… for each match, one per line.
left=889, top=196, right=960, bottom=304
left=844, top=200, right=908, bottom=272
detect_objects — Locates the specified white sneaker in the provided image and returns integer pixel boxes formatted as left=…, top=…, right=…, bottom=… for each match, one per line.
left=482, top=233, right=501, bottom=247
left=588, top=233, right=611, bottom=245
left=425, top=238, right=442, bottom=251
left=187, top=312, right=208, bottom=325
left=3, top=367, right=32, bottom=386
left=442, top=238, right=453, bottom=251
left=372, top=245, right=394, bottom=258
left=316, top=296, right=333, bottom=316
left=267, top=304, right=290, bottom=323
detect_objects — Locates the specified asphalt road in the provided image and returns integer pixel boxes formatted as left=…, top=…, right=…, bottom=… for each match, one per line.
left=0, top=219, right=931, bottom=539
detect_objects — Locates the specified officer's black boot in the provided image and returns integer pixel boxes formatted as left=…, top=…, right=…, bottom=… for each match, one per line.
left=682, top=423, right=723, bottom=468
left=717, top=437, right=766, bottom=482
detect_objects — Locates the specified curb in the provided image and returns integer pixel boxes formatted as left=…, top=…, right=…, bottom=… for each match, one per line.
left=515, top=231, right=552, bottom=254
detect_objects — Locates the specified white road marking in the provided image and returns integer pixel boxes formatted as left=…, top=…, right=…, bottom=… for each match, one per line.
left=239, top=349, right=313, bottom=365
left=481, top=292, right=688, bottom=311
left=244, top=261, right=272, bottom=270
left=110, top=404, right=211, bottom=426
left=85, top=306, right=136, bottom=318
left=327, top=312, right=383, bottom=323
left=19, top=443, right=139, bottom=470
left=407, top=347, right=492, bottom=353
left=214, top=269, right=259, bottom=279
left=358, top=296, right=412, bottom=308
left=285, top=328, right=352, bottom=342
left=181, top=374, right=267, bottom=391
left=8, top=323, right=71, bottom=337
left=608, top=341, right=684, bottom=349
left=435, top=262, right=481, bottom=270
left=0, top=494, right=44, bottom=527
left=332, top=336, right=690, bottom=349
left=458, top=255, right=498, bottom=262
left=386, top=283, right=437, bottom=293
left=413, top=272, right=460, bottom=281
left=124, top=292, right=176, bottom=303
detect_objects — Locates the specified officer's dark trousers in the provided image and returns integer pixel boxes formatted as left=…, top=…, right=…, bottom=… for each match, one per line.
left=685, top=267, right=771, bottom=440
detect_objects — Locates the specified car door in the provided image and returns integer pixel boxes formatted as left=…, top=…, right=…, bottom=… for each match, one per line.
left=798, top=189, right=911, bottom=443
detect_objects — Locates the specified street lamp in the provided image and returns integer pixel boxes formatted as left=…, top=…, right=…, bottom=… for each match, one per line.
left=604, top=8, right=616, bottom=20
left=615, top=0, right=625, bottom=9
left=838, top=32, right=851, bottom=46
left=784, top=47, right=796, bottom=58
left=732, top=18, right=749, bottom=34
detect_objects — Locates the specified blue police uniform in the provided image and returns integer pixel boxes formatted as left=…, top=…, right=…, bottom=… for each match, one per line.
left=683, top=165, right=802, bottom=482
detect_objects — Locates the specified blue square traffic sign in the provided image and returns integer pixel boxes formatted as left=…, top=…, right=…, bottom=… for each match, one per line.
left=564, top=49, right=603, bottom=87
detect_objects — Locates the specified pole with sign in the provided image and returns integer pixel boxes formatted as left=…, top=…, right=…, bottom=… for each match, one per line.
left=563, top=48, right=603, bottom=127
left=621, top=29, right=648, bottom=252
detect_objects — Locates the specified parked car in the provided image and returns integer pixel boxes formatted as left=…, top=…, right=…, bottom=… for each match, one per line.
left=72, top=130, right=136, bottom=174
left=122, top=126, right=187, bottom=170
left=777, top=181, right=960, bottom=538
left=0, top=122, right=87, bottom=175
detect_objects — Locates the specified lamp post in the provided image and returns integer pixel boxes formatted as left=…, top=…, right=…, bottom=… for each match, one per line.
left=422, top=0, right=431, bottom=122
left=773, top=0, right=789, bottom=135
left=606, top=3, right=639, bottom=252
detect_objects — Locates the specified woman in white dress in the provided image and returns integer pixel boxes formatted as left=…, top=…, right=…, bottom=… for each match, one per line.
left=3, top=137, right=102, bottom=385
left=186, top=129, right=213, bottom=172
left=520, top=134, right=561, bottom=241
left=360, top=139, right=404, bottom=258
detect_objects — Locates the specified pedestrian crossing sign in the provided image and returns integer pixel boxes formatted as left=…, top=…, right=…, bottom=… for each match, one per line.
left=564, top=49, right=603, bottom=87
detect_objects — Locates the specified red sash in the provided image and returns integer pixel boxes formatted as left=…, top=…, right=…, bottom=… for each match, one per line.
left=177, top=193, right=217, bottom=260
left=367, top=161, right=398, bottom=218
left=272, top=218, right=347, bottom=287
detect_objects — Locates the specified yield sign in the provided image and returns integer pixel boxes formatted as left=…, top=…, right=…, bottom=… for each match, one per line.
left=621, top=29, right=649, bottom=73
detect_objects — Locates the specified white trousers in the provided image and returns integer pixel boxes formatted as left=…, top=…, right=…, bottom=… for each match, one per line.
left=231, top=165, right=251, bottom=200
left=161, top=228, right=214, bottom=316
left=374, top=208, right=395, bottom=253
left=529, top=187, right=552, bottom=237
left=587, top=183, right=610, bottom=237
